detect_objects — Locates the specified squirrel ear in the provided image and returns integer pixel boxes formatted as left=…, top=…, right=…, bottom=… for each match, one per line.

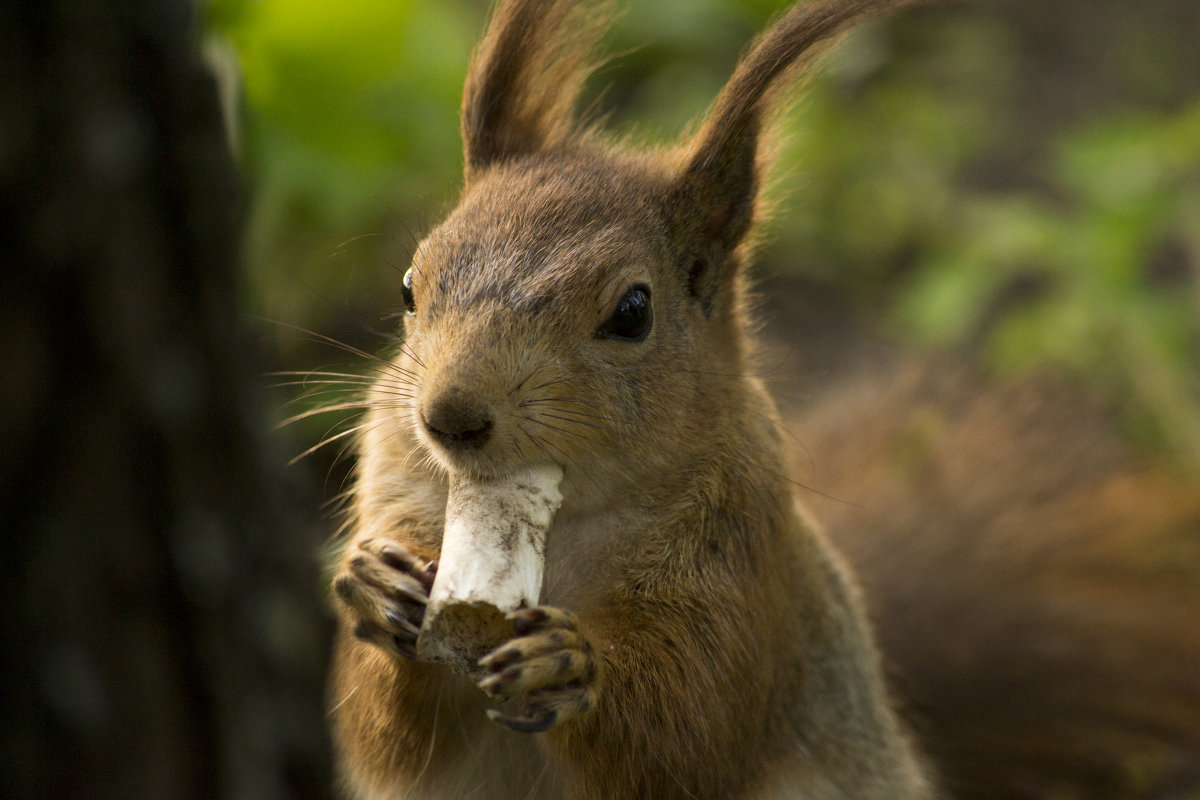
left=667, top=0, right=911, bottom=307
left=460, top=0, right=610, bottom=182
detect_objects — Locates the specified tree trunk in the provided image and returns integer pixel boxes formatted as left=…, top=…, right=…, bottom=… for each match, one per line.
left=1, top=1, right=332, bottom=797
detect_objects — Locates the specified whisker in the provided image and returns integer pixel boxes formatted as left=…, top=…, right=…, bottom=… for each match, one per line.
left=537, top=411, right=617, bottom=434
left=277, top=400, right=409, bottom=431
left=254, top=317, right=428, bottom=386
left=767, top=465, right=859, bottom=508
left=522, top=430, right=571, bottom=466
left=511, top=366, right=539, bottom=395
left=269, top=369, right=380, bottom=382
left=322, top=484, right=358, bottom=516
left=287, top=424, right=367, bottom=466
left=277, top=381, right=413, bottom=402
left=523, top=429, right=608, bottom=496
left=362, top=391, right=417, bottom=404
left=521, top=396, right=628, bottom=410
left=510, top=435, right=535, bottom=475
left=271, top=381, right=378, bottom=395
left=328, top=679, right=364, bottom=716
left=400, top=441, right=429, bottom=475
left=252, top=317, right=394, bottom=367
left=276, top=388, right=366, bottom=409
left=277, top=402, right=373, bottom=428
left=400, top=343, right=427, bottom=370
left=277, top=385, right=411, bottom=407
left=378, top=360, right=423, bottom=383
left=329, top=232, right=384, bottom=255
left=523, top=374, right=572, bottom=395
left=528, top=405, right=627, bottom=426
left=525, top=416, right=596, bottom=443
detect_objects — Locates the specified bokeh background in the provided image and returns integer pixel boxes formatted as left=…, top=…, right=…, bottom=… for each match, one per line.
left=9, top=2, right=1195, bottom=798
left=205, top=0, right=1200, bottom=477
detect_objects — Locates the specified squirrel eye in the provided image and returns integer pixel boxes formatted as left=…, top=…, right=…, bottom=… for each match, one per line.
left=599, top=285, right=652, bottom=342
left=401, top=267, right=416, bottom=312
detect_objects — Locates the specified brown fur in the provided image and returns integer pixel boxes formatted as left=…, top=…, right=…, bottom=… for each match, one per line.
left=790, top=361, right=1200, bottom=799
left=460, top=0, right=610, bottom=180
left=325, top=2, right=1199, bottom=799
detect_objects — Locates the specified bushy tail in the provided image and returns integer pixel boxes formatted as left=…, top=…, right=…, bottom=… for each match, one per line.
left=791, top=361, right=1200, bottom=799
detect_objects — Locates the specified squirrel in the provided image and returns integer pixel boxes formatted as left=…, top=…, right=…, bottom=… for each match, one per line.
left=326, top=1, right=1200, bottom=798
left=785, top=360, right=1200, bottom=799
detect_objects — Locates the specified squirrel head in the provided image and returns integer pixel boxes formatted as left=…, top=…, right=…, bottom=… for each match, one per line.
left=382, top=0, right=910, bottom=496
left=401, top=147, right=719, bottom=493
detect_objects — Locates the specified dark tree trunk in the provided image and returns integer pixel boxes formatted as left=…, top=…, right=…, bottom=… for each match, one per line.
left=2, top=1, right=332, bottom=798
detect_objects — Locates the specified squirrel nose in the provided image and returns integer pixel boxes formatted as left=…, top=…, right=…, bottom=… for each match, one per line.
left=422, top=388, right=494, bottom=450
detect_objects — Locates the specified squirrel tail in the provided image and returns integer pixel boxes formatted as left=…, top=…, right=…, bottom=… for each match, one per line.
left=793, top=362, right=1200, bottom=799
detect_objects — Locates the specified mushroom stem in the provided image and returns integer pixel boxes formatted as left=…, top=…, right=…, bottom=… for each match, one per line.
left=417, top=464, right=564, bottom=671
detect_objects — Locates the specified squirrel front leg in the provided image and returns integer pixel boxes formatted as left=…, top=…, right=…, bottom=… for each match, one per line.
left=481, top=588, right=777, bottom=800
left=477, top=606, right=602, bottom=733
left=328, top=538, right=466, bottom=789
left=333, top=538, right=436, bottom=659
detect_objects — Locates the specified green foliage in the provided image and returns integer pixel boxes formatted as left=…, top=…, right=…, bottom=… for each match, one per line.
left=765, top=11, right=1019, bottom=293
left=206, top=1, right=1200, bottom=467
left=206, top=0, right=481, bottom=329
left=897, top=103, right=1200, bottom=465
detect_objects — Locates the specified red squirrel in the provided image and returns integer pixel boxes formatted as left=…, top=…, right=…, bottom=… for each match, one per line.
left=325, top=2, right=1200, bottom=797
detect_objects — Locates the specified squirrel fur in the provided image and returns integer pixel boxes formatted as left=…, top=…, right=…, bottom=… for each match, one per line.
left=326, top=1, right=1200, bottom=798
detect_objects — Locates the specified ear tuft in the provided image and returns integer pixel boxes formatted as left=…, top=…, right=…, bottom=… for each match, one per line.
left=461, top=0, right=613, bottom=181
left=667, top=0, right=914, bottom=281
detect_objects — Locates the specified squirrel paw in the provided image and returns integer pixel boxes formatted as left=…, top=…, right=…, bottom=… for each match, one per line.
left=476, top=606, right=600, bottom=733
left=333, top=538, right=437, bottom=661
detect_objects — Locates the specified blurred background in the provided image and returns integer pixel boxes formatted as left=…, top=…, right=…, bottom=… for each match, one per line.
left=8, top=1, right=1195, bottom=798
left=205, top=0, right=1200, bottom=478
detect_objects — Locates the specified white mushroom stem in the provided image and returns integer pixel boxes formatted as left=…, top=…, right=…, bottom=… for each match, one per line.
left=417, top=463, right=563, bottom=671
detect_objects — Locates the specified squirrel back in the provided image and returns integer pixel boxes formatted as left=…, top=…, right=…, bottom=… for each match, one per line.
left=791, top=360, right=1200, bottom=799
left=322, top=2, right=1200, bottom=799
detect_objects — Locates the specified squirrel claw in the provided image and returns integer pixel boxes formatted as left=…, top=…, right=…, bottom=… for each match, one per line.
left=335, top=539, right=435, bottom=662
left=487, top=706, right=558, bottom=734
left=478, top=605, right=600, bottom=733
